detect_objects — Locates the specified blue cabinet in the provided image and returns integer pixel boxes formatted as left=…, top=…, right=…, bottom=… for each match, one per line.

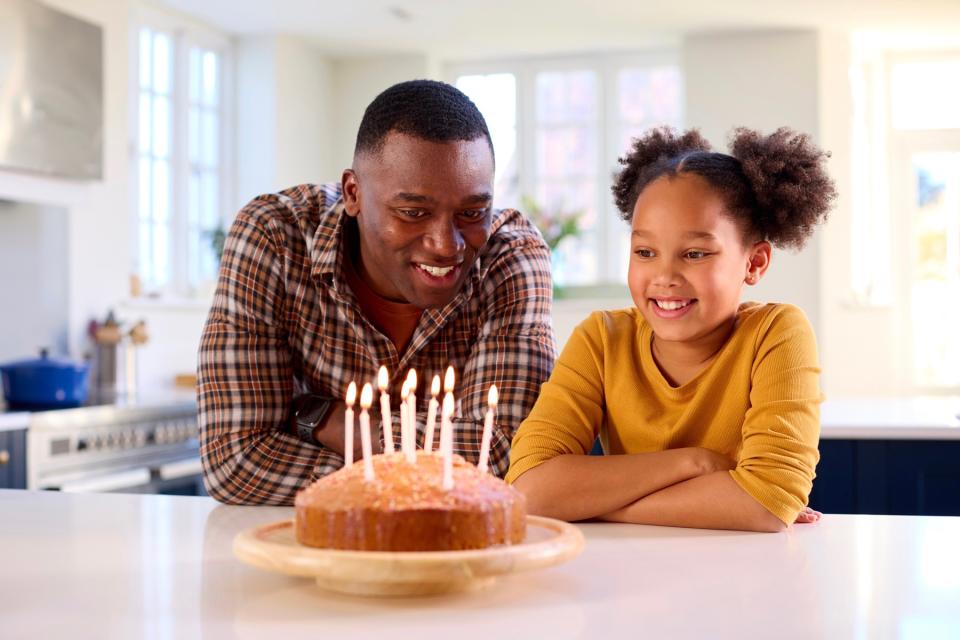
left=0, top=428, right=27, bottom=489
left=810, top=439, right=960, bottom=516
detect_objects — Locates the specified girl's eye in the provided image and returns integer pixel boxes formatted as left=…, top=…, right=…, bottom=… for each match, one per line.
left=685, top=250, right=710, bottom=259
left=634, top=248, right=655, bottom=258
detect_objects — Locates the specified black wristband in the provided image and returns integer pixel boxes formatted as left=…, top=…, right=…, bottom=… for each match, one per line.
left=292, top=393, right=335, bottom=444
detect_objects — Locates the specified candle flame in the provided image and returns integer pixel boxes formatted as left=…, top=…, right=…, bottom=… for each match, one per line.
left=400, top=379, right=410, bottom=400
left=346, top=381, right=357, bottom=406
left=406, top=368, right=417, bottom=390
left=488, top=384, right=498, bottom=407
left=377, top=365, right=388, bottom=391
left=442, top=392, right=454, bottom=415
left=360, top=382, right=373, bottom=409
left=430, top=374, right=440, bottom=397
left=444, top=365, right=455, bottom=393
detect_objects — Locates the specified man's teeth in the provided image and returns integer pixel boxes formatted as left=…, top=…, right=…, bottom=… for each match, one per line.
left=654, top=299, right=692, bottom=310
left=418, top=264, right=455, bottom=277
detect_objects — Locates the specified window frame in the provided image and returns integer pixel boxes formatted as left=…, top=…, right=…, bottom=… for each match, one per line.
left=128, top=5, right=235, bottom=299
left=446, top=50, right=683, bottom=289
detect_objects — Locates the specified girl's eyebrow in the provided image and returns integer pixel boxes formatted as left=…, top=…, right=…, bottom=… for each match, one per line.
left=631, top=230, right=719, bottom=241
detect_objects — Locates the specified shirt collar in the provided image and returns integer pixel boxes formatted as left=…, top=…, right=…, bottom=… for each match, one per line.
left=309, top=195, right=348, bottom=284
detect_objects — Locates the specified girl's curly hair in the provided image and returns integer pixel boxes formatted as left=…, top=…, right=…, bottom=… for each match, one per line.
left=611, top=126, right=836, bottom=249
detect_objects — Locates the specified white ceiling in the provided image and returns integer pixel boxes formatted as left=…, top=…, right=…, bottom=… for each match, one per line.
left=155, top=0, right=960, bottom=59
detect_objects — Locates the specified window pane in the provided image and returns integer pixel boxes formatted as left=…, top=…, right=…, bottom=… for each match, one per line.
left=456, top=73, right=518, bottom=209
left=202, top=170, right=219, bottom=228
left=152, top=96, right=170, bottom=159
left=139, top=29, right=152, bottom=89
left=189, top=49, right=201, bottom=104
left=189, top=107, right=200, bottom=164
left=536, top=126, right=596, bottom=177
left=536, top=178, right=597, bottom=285
left=152, top=32, right=171, bottom=95
left=139, top=156, right=152, bottom=221
left=536, top=70, right=597, bottom=123
left=153, top=222, right=170, bottom=287
left=202, top=51, right=219, bottom=106
left=189, top=172, right=201, bottom=227
left=138, top=92, right=152, bottom=154
left=910, top=152, right=960, bottom=387
left=153, top=160, right=170, bottom=223
left=618, top=67, right=683, bottom=149
left=202, top=109, right=218, bottom=167
left=139, top=222, right=153, bottom=284
left=891, top=59, right=960, bottom=130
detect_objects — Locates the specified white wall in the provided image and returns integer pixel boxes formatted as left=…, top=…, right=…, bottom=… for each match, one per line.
left=683, top=30, right=823, bottom=339
left=329, top=54, right=432, bottom=174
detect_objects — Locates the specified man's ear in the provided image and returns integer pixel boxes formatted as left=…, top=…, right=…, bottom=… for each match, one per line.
left=342, top=169, right=360, bottom=217
left=745, top=240, right=772, bottom=286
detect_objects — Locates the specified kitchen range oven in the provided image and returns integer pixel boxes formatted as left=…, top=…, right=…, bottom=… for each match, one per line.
left=26, top=400, right=205, bottom=496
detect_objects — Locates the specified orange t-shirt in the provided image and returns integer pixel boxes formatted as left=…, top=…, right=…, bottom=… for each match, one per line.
left=343, top=255, right=423, bottom=355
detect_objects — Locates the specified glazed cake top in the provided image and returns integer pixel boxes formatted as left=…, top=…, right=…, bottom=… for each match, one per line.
left=294, top=451, right=525, bottom=512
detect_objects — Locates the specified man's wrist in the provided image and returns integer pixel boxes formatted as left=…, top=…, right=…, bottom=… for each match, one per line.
left=290, top=394, right=336, bottom=444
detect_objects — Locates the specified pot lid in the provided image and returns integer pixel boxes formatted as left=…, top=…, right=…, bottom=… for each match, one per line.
left=0, top=349, right=89, bottom=373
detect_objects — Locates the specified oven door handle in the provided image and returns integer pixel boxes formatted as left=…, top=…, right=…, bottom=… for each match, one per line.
left=58, top=468, right=152, bottom=493
left=158, top=457, right=203, bottom=481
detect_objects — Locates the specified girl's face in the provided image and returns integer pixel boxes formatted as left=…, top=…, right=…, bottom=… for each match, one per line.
left=628, top=173, right=770, bottom=347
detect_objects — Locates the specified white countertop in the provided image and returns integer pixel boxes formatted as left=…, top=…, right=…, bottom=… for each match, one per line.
left=0, top=411, right=29, bottom=432
left=2, top=490, right=959, bottom=639
left=821, top=396, right=960, bottom=440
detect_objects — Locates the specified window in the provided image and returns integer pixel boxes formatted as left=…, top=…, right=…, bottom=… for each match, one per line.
left=854, top=51, right=960, bottom=389
left=450, top=54, right=683, bottom=287
left=131, top=10, right=231, bottom=297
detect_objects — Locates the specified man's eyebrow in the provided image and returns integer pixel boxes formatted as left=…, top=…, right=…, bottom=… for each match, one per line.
left=461, top=193, right=493, bottom=205
left=391, top=192, right=432, bottom=204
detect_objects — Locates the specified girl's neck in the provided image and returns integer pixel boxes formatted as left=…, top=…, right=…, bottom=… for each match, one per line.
left=651, top=314, right=738, bottom=385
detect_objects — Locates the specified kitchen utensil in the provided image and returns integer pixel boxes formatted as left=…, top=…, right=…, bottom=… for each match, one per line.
left=0, top=349, right=90, bottom=410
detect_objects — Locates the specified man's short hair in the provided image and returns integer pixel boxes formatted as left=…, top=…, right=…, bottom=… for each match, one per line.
left=353, top=79, right=493, bottom=160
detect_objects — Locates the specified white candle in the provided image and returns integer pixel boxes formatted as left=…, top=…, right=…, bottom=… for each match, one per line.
left=405, top=369, right=417, bottom=462
left=424, top=374, right=440, bottom=453
left=441, top=392, right=455, bottom=490
left=344, top=381, right=357, bottom=467
left=400, top=380, right=412, bottom=462
left=477, top=384, right=498, bottom=472
left=359, top=382, right=375, bottom=482
left=377, top=365, right=394, bottom=453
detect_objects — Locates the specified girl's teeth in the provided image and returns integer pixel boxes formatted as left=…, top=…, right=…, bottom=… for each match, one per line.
left=419, top=264, right=454, bottom=277
left=655, top=300, right=691, bottom=310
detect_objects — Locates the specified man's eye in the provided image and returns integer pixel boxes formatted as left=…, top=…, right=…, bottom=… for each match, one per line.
left=634, top=248, right=655, bottom=258
left=459, top=208, right=490, bottom=221
left=398, top=209, right=427, bottom=219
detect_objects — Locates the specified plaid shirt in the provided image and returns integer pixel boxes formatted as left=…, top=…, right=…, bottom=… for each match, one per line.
left=198, top=183, right=556, bottom=505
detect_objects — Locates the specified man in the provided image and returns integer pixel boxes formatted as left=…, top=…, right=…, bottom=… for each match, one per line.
left=198, top=80, right=556, bottom=505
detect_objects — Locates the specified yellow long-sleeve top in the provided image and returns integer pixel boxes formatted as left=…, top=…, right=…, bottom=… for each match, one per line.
left=506, top=302, right=822, bottom=525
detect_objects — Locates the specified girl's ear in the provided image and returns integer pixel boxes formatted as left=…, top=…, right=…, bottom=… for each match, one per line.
left=745, top=241, right=772, bottom=286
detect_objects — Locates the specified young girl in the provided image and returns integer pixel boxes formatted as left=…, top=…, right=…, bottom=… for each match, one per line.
left=506, top=127, right=836, bottom=532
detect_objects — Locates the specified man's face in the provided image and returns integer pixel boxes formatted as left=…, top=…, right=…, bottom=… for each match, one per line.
left=342, top=131, right=495, bottom=309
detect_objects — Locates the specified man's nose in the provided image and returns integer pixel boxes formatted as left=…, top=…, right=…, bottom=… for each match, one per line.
left=424, top=216, right=465, bottom=258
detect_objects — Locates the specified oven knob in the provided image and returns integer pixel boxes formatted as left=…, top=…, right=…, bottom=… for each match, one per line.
left=77, top=438, right=88, bottom=451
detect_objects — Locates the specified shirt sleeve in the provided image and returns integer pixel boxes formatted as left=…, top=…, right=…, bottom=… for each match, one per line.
left=197, top=205, right=343, bottom=505
left=452, top=232, right=557, bottom=477
left=729, top=304, right=823, bottom=525
left=504, top=312, right=607, bottom=483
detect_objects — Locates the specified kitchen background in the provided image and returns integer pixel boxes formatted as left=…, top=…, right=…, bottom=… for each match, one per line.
left=1, top=0, right=959, bottom=503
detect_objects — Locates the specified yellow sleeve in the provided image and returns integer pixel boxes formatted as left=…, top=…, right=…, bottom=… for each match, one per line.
left=729, top=304, right=823, bottom=525
left=505, top=312, right=607, bottom=484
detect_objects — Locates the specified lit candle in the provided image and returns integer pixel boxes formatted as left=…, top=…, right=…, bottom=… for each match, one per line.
left=424, top=374, right=440, bottom=453
left=441, top=392, right=455, bottom=490
left=377, top=365, right=394, bottom=453
left=405, top=369, right=417, bottom=462
left=359, top=382, right=375, bottom=482
left=344, top=381, right=357, bottom=467
left=400, top=379, right=411, bottom=462
left=477, top=385, right=498, bottom=472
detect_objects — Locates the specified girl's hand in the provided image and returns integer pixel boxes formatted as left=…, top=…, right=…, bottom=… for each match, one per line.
left=794, top=506, right=822, bottom=524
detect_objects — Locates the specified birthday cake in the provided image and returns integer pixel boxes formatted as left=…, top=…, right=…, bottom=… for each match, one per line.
left=294, top=451, right=527, bottom=552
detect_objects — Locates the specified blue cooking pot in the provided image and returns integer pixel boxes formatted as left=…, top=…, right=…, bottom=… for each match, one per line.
left=0, top=349, right=90, bottom=410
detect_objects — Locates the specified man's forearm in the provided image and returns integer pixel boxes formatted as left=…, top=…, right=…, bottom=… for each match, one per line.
left=599, top=471, right=786, bottom=532
left=512, top=449, right=712, bottom=522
